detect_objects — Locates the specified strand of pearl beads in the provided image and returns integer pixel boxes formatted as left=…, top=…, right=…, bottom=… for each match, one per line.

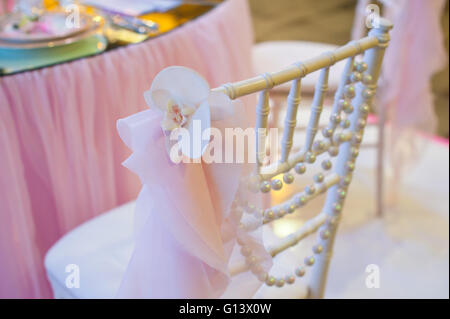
left=237, top=160, right=347, bottom=287
left=322, top=60, right=363, bottom=141
left=239, top=61, right=369, bottom=287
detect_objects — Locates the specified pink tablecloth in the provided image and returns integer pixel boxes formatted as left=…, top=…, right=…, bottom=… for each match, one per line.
left=0, top=0, right=254, bottom=298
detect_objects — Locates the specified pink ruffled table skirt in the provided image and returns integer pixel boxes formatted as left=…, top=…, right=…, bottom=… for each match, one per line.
left=0, top=0, right=254, bottom=298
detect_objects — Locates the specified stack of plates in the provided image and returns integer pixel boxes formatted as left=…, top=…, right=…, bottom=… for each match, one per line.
left=0, top=9, right=107, bottom=75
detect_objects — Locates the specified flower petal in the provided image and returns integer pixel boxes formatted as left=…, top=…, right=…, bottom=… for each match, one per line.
left=144, top=88, right=172, bottom=112
left=149, top=66, right=210, bottom=110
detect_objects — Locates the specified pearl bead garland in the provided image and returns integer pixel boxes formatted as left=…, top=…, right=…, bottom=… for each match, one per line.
left=328, top=147, right=339, bottom=157
left=285, top=275, right=295, bottom=284
left=357, top=118, right=366, bottom=129
left=326, top=216, right=338, bottom=227
left=295, top=267, right=305, bottom=277
left=362, top=73, right=372, bottom=85
left=294, top=163, right=306, bottom=174
left=313, top=244, right=323, bottom=254
left=275, top=278, right=285, bottom=287
left=337, top=188, right=347, bottom=199
left=320, top=228, right=331, bottom=240
left=322, top=127, right=333, bottom=138
left=340, top=118, right=351, bottom=128
left=305, top=256, right=315, bottom=266
left=313, top=140, right=326, bottom=152
left=232, top=61, right=374, bottom=288
left=352, top=133, right=362, bottom=145
left=305, top=152, right=316, bottom=163
left=350, top=71, right=362, bottom=82
left=333, top=132, right=345, bottom=144
left=305, top=185, right=316, bottom=195
left=266, top=276, right=276, bottom=286
left=265, top=210, right=275, bottom=220
left=296, top=195, right=307, bottom=206
left=283, top=173, right=294, bottom=184
left=260, top=181, right=271, bottom=193
left=350, top=147, right=359, bottom=158
left=313, top=173, right=324, bottom=183
left=287, top=204, right=296, bottom=214
left=271, top=179, right=283, bottom=191
left=340, top=175, right=352, bottom=187
left=338, top=99, right=349, bottom=109
left=343, top=104, right=354, bottom=114
left=346, top=161, right=355, bottom=172
left=359, top=104, right=370, bottom=114
left=344, top=85, right=355, bottom=98
left=333, top=202, right=342, bottom=214
left=277, top=208, right=287, bottom=218
left=321, top=159, right=332, bottom=170
left=234, top=196, right=337, bottom=288
left=363, top=88, right=374, bottom=98
left=330, top=113, right=341, bottom=125
left=356, top=61, right=368, bottom=72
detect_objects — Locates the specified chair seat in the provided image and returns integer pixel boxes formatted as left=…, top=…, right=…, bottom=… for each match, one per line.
left=252, top=41, right=346, bottom=92
left=45, top=202, right=308, bottom=299
left=45, top=202, right=136, bottom=299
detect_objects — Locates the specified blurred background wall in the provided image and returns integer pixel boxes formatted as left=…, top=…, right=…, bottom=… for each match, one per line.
left=248, top=0, right=449, bottom=138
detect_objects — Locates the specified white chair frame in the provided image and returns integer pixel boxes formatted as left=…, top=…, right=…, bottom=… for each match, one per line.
left=215, top=18, right=392, bottom=298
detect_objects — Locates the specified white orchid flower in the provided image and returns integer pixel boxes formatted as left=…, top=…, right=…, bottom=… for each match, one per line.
left=144, top=66, right=233, bottom=160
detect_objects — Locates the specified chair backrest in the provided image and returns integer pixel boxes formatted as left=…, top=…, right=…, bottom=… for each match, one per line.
left=216, top=18, right=392, bottom=298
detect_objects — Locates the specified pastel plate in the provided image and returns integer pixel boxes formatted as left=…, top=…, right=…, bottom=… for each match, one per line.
left=0, top=11, right=93, bottom=43
left=0, top=34, right=107, bottom=75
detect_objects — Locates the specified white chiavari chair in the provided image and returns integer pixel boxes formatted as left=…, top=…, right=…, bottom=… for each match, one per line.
left=44, top=18, right=392, bottom=299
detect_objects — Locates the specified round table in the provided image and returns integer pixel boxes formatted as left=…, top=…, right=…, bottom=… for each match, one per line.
left=0, top=0, right=253, bottom=298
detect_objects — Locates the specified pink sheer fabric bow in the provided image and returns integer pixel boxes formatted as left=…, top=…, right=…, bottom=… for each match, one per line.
left=115, top=67, right=270, bottom=298
left=379, top=0, right=447, bottom=179
left=353, top=0, right=447, bottom=134
left=353, top=0, right=448, bottom=201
